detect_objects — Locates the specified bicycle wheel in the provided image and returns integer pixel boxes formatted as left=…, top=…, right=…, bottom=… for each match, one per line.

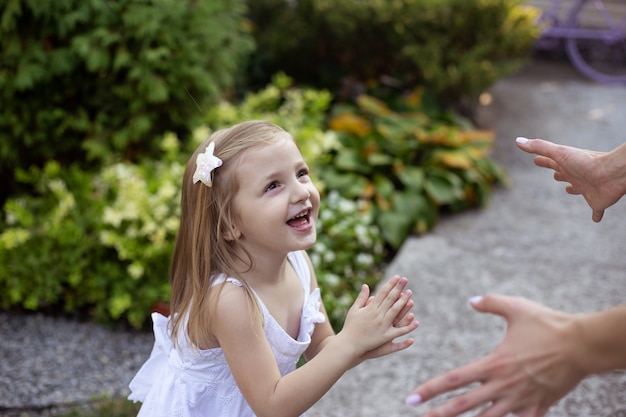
left=565, top=0, right=626, bottom=83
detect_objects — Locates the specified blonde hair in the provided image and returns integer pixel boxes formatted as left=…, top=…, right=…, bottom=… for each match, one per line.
left=169, top=120, right=287, bottom=348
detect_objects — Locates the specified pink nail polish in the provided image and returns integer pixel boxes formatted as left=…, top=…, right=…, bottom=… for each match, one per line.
left=469, top=295, right=483, bottom=305
left=406, top=393, right=422, bottom=406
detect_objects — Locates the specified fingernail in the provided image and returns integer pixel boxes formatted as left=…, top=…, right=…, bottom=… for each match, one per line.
left=406, top=393, right=422, bottom=406
left=469, top=295, right=483, bottom=305
left=516, top=136, right=529, bottom=144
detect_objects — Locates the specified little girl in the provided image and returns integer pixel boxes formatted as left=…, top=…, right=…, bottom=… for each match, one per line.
left=128, top=120, right=419, bottom=417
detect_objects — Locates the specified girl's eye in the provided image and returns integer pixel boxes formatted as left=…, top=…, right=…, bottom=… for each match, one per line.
left=264, top=182, right=278, bottom=192
left=298, top=168, right=310, bottom=178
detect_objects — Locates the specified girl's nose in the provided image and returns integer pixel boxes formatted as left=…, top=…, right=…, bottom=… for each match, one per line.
left=292, top=181, right=311, bottom=203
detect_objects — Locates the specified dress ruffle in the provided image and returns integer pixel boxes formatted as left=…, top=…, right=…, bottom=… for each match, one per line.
left=128, top=312, right=172, bottom=403
left=304, top=288, right=325, bottom=335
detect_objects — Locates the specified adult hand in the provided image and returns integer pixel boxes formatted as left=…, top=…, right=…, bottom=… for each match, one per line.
left=406, top=294, right=586, bottom=417
left=515, top=137, right=626, bottom=222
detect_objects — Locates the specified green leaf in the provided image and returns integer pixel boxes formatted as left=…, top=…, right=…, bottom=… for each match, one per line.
left=373, top=174, right=395, bottom=200
left=335, top=150, right=368, bottom=173
left=367, top=152, right=394, bottom=166
left=320, top=169, right=367, bottom=199
left=108, top=293, right=132, bottom=319
left=424, top=168, right=464, bottom=205
left=392, top=191, right=426, bottom=219
left=397, top=166, right=424, bottom=190
left=356, top=95, right=391, bottom=116
left=378, top=210, right=412, bottom=249
left=376, top=191, right=428, bottom=249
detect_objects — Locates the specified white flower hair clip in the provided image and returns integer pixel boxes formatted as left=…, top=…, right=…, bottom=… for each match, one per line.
left=193, top=141, right=222, bottom=187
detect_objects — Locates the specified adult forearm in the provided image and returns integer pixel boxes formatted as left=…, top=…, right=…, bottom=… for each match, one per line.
left=574, top=304, right=626, bottom=376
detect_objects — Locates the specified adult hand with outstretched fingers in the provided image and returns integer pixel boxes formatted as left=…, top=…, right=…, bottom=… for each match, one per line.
left=406, top=294, right=588, bottom=417
left=515, top=137, right=626, bottom=222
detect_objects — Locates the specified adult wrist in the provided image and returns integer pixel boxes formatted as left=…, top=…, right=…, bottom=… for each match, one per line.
left=573, top=306, right=626, bottom=376
left=604, top=144, right=626, bottom=195
left=568, top=313, right=595, bottom=377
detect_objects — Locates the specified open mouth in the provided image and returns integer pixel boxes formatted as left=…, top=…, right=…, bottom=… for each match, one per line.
left=287, top=208, right=311, bottom=228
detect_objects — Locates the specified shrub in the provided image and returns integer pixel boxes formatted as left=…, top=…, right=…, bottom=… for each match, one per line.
left=0, top=79, right=384, bottom=330
left=0, top=0, right=254, bottom=202
left=310, top=191, right=385, bottom=330
left=0, top=154, right=177, bottom=328
left=398, top=0, right=541, bottom=102
left=0, top=74, right=507, bottom=329
left=204, top=72, right=336, bottom=173
left=0, top=162, right=113, bottom=319
left=322, top=88, right=509, bottom=249
left=246, top=0, right=539, bottom=103
left=0, top=133, right=384, bottom=330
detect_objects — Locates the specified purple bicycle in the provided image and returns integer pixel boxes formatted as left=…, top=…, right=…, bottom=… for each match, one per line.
left=536, top=0, right=626, bottom=83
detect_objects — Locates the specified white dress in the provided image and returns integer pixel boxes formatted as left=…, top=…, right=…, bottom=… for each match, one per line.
left=128, top=251, right=326, bottom=417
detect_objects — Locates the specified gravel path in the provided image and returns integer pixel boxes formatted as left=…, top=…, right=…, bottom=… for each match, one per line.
left=0, top=312, right=152, bottom=416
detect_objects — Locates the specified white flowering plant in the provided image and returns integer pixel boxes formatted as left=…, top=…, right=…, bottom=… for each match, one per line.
left=95, top=134, right=184, bottom=326
left=310, top=191, right=386, bottom=330
left=0, top=161, right=117, bottom=319
left=0, top=136, right=182, bottom=328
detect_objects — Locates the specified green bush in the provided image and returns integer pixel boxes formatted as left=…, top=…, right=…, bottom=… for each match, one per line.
left=0, top=162, right=107, bottom=314
left=0, top=74, right=507, bottom=330
left=204, top=72, right=336, bottom=172
left=398, top=0, right=541, bottom=102
left=310, top=191, right=385, bottom=330
left=0, top=0, right=254, bottom=201
left=246, top=0, right=538, bottom=102
left=0, top=79, right=385, bottom=330
left=0, top=155, right=176, bottom=328
left=322, top=88, right=509, bottom=249
left=0, top=135, right=384, bottom=330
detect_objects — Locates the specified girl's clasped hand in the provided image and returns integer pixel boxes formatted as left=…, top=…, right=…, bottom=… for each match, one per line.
left=339, top=275, right=417, bottom=365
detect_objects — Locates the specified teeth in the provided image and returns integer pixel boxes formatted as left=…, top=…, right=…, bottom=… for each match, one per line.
left=291, top=210, right=308, bottom=220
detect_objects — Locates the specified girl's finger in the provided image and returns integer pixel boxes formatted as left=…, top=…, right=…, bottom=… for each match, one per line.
left=393, top=292, right=414, bottom=326
left=376, top=277, right=408, bottom=311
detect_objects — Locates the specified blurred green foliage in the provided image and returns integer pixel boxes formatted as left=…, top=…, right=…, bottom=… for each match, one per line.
left=0, top=0, right=253, bottom=201
left=0, top=77, right=388, bottom=330
left=323, top=88, right=509, bottom=248
left=247, top=0, right=539, bottom=103
left=0, top=155, right=176, bottom=328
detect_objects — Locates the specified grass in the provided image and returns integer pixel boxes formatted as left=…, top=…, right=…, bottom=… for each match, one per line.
left=38, top=398, right=141, bottom=417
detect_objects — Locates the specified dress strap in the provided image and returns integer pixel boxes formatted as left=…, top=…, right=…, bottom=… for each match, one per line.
left=225, top=277, right=243, bottom=287
left=212, top=274, right=244, bottom=288
left=287, top=251, right=312, bottom=292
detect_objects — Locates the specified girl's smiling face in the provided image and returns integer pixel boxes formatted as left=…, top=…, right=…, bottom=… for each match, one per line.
left=231, top=133, right=320, bottom=258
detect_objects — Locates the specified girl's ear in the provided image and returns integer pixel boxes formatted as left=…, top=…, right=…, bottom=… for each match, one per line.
left=224, top=223, right=241, bottom=241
